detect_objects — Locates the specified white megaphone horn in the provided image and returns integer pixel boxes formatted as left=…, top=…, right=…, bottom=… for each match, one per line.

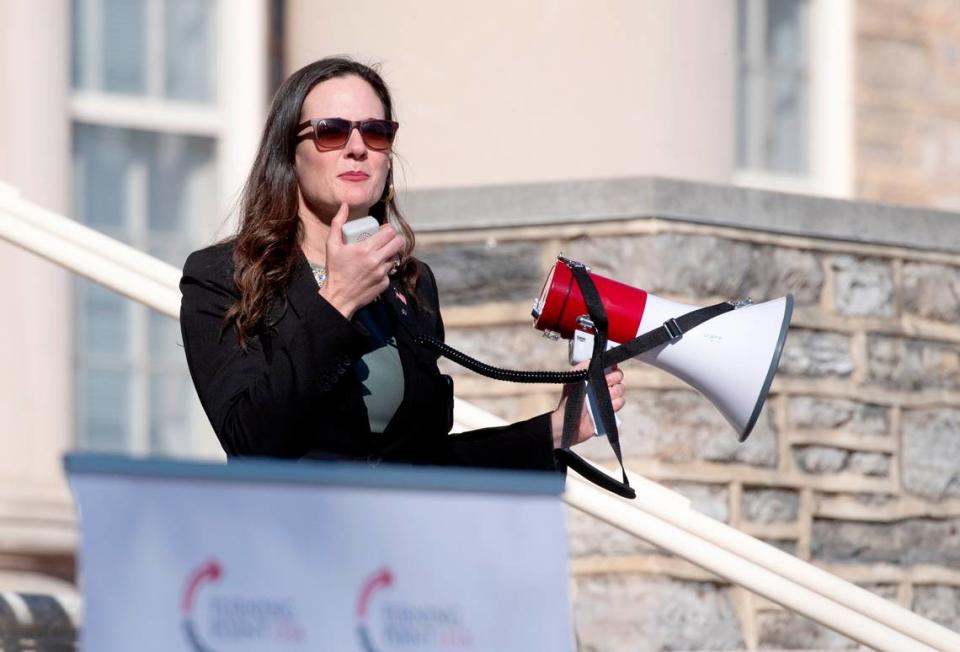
left=531, top=256, right=793, bottom=442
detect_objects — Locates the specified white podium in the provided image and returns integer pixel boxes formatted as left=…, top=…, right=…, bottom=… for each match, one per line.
left=66, top=454, right=573, bottom=651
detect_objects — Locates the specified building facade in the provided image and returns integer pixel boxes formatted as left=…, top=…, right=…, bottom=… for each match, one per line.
left=1, top=0, right=959, bottom=647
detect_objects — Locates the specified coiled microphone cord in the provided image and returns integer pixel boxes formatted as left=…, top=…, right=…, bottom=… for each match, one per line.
left=414, top=334, right=587, bottom=384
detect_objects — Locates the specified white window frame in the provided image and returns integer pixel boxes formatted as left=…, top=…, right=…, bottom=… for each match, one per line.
left=734, top=0, right=853, bottom=199
left=71, top=0, right=268, bottom=458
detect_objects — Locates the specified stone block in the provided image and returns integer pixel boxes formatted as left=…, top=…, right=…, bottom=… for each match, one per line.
left=566, top=505, right=659, bottom=557
left=662, top=482, right=729, bottom=523
left=818, top=492, right=897, bottom=508
left=763, top=539, right=798, bottom=555
left=565, top=234, right=824, bottom=305
left=794, top=446, right=850, bottom=474
left=418, top=241, right=544, bottom=306
left=575, top=389, right=778, bottom=468
left=794, top=447, right=889, bottom=479
left=742, top=488, right=800, bottom=524
left=859, top=584, right=900, bottom=601
left=441, top=324, right=569, bottom=377
left=830, top=255, right=895, bottom=317
left=779, top=330, right=854, bottom=378
left=902, top=408, right=960, bottom=500
left=765, top=247, right=825, bottom=306
left=789, top=396, right=889, bottom=434
left=849, top=492, right=896, bottom=507
left=902, top=262, right=960, bottom=323
left=811, top=518, right=960, bottom=566
left=847, top=451, right=891, bottom=477
left=700, top=401, right=779, bottom=467
left=574, top=576, right=743, bottom=651
left=867, top=335, right=960, bottom=391
left=912, top=585, right=960, bottom=632
left=794, top=448, right=889, bottom=479
left=566, top=233, right=754, bottom=299
left=757, top=611, right=859, bottom=649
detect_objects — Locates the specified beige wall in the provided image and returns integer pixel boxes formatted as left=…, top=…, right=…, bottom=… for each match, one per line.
left=287, top=0, right=736, bottom=190
left=855, top=0, right=960, bottom=210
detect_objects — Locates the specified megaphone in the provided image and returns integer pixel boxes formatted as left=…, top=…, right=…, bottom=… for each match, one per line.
left=532, top=257, right=793, bottom=441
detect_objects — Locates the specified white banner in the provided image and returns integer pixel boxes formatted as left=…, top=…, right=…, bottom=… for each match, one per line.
left=67, top=456, right=572, bottom=652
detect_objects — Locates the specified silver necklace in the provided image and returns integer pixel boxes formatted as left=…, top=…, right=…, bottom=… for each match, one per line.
left=308, top=261, right=327, bottom=288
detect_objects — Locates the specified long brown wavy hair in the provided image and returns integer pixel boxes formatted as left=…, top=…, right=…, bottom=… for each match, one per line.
left=224, top=57, right=419, bottom=347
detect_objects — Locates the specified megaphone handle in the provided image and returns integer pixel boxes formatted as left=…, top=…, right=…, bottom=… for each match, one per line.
left=585, top=381, right=622, bottom=436
left=570, top=329, right=622, bottom=436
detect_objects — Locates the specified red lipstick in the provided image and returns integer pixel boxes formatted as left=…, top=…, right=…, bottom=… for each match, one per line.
left=339, top=171, right=369, bottom=182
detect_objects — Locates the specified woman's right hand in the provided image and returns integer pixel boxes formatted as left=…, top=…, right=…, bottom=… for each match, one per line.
left=319, top=202, right=405, bottom=320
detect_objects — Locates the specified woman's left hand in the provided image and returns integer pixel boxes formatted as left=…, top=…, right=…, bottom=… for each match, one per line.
left=550, top=365, right=625, bottom=448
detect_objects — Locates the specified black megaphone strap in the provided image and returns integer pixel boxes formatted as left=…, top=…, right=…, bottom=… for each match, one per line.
left=411, top=264, right=738, bottom=500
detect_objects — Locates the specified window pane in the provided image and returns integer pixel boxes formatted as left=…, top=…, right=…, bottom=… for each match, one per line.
left=165, top=0, right=214, bottom=101
left=103, top=0, right=146, bottom=94
left=736, top=64, right=751, bottom=168
left=736, top=0, right=809, bottom=175
left=73, top=124, right=132, bottom=236
left=73, top=122, right=216, bottom=456
left=149, top=310, right=194, bottom=456
left=71, top=0, right=87, bottom=89
left=81, top=368, right=130, bottom=452
left=765, top=74, right=807, bottom=173
left=81, top=279, right=129, bottom=356
left=150, top=370, right=194, bottom=455
left=148, top=310, right=183, bottom=360
left=767, top=0, right=807, bottom=66
left=737, top=0, right=750, bottom=56
left=147, top=132, right=216, bottom=238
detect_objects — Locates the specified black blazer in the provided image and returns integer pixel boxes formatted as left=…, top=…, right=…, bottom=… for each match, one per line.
left=179, top=242, right=559, bottom=471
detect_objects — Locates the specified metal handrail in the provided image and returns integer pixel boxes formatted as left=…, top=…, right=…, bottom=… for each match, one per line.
left=0, top=183, right=180, bottom=316
left=2, top=183, right=958, bottom=651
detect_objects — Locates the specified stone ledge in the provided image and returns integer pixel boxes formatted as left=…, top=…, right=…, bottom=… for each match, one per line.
left=402, top=176, right=960, bottom=254
left=417, top=214, right=960, bottom=268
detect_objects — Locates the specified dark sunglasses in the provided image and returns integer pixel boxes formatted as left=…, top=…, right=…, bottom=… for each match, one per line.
left=295, top=118, right=399, bottom=151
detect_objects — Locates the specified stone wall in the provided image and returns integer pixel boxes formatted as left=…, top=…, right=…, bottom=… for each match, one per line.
left=856, top=0, right=960, bottom=210
left=406, top=177, right=960, bottom=651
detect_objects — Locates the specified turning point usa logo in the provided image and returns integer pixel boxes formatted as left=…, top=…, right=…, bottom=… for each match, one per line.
left=181, top=559, right=306, bottom=651
left=356, top=566, right=474, bottom=651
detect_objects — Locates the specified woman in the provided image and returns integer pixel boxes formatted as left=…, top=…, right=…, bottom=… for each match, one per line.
left=180, top=57, right=624, bottom=470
